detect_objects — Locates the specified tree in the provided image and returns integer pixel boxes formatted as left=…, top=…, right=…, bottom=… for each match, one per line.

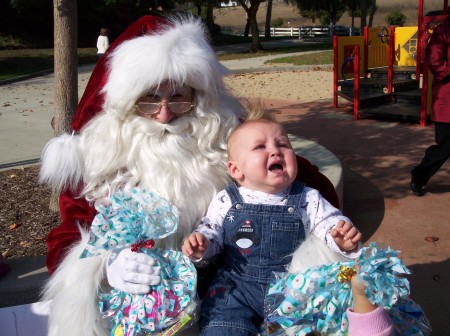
left=264, top=0, right=273, bottom=38
left=288, top=0, right=345, bottom=26
left=385, top=9, right=406, bottom=26
left=53, top=0, right=78, bottom=136
left=237, top=0, right=264, bottom=52
left=51, top=0, right=78, bottom=210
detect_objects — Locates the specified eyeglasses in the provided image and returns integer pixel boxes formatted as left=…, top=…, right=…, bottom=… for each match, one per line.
left=135, top=101, right=193, bottom=116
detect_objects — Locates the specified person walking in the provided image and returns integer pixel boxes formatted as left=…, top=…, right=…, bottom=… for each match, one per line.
left=96, top=26, right=109, bottom=60
left=411, top=15, right=450, bottom=196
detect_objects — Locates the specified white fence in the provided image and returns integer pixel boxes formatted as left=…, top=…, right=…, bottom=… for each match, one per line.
left=267, top=27, right=300, bottom=36
left=256, top=26, right=334, bottom=38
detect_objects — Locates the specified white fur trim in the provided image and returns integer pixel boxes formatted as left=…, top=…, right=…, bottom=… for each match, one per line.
left=39, top=133, right=84, bottom=191
left=102, top=15, right=229, bottom=120
left=287, top=235, right=349, bottom=274
left=42, top=228, right=109, bottom=336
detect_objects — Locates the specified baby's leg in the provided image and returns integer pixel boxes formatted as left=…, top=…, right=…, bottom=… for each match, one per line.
left=199, top=279, right=261, bottom=336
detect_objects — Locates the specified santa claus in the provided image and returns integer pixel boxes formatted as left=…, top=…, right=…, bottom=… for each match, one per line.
left=38, top=13, right=339, bottom=335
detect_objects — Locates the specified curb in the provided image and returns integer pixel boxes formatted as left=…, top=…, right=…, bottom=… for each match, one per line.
left=0, top=68, right=54, bottom=86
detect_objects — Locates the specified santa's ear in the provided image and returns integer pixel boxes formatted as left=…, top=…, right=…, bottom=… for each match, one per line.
left=228, top=161, right=243, bottom=180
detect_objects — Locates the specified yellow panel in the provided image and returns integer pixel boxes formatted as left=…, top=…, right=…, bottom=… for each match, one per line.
left=394, top=26, right=418, bottom=66
left=367, top=27, right=389, bottom=68
left=336, top=36, right=365, bottom=81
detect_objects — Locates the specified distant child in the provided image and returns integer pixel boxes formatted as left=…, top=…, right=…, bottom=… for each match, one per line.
left=96, top=27, right=109, bottom=60
left=182, top=105, right=367, bottom=335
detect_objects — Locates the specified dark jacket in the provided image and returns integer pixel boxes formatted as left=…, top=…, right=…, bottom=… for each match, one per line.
left=427, top=16, right=450, bottom=123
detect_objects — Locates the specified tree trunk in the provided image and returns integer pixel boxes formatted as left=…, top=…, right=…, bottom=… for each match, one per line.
left=248, top=2, right=263, bottom=52
left=264, top=0, right=273, bottom=38
left=368, top=0, right=377, bottom=28
left=360, top=0, right=368, bottom=32
left=244, top=17, right=250, bottom=37
left=206, top=2, right=214, bottom=34
left=51, top=0, right=78, bottom=211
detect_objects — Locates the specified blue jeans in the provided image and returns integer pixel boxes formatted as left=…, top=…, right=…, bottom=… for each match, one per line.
left=200, top=271, right=264, bottom=336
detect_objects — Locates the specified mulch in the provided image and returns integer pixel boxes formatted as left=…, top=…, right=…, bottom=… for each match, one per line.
left=0, top=165, right=59, bottom=260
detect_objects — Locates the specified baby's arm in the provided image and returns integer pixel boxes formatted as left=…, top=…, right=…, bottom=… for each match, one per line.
left=182, top=189, right=231, bottom=262
left=182, top=232, right=208, bottom=259
left=303, top=187, right=361, bottom=258
left=347, top=268, right=393, bottom=335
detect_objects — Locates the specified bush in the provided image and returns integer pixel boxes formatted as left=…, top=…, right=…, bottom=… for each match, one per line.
left=385, top=9, right=407, bottom=26
left=0, top=34, right=28, bottom=50
left=272, top=17, right=284, bottom=27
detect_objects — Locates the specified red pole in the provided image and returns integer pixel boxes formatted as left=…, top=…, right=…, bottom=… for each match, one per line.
left=444, top=0, right=448, bottom=13
left=417, top=0, right=424, bottom=80
left=364, top=26, right=369, bottom=78
left=387, top=26, right=395, bottom=94
left=333, top=35, right=339, bottom=108
left=354, top=44, right=360, bottom=120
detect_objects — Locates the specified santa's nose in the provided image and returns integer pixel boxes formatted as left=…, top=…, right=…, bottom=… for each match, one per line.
left=154, top=102, right=176, bottom=124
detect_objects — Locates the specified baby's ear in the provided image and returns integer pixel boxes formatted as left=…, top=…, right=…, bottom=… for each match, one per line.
left=228, top=161, right=243, bottom=180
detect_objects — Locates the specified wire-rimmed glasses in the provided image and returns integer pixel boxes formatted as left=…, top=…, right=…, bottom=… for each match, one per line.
left=135, top=101, right=193, bottom=116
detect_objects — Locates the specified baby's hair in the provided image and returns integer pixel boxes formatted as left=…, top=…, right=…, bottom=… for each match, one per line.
left=244, top=99, right=277, bottom=122
left=227, top=99, right=280, bottom=159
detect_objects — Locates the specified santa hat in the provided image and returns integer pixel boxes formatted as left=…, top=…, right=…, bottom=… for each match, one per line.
left=39, top=13, right=229, bottom=191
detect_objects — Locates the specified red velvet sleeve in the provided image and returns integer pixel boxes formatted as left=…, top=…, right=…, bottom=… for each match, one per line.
left=295, top=155, right=340, bottom=209
left=46, top=189, right=97, bottom=274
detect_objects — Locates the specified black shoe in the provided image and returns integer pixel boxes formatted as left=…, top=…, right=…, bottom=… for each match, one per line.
left=410, top=166, right=425, bottom=196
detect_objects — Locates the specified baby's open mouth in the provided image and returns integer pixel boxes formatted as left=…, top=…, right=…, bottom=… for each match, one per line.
left=269, top=163, right=283, bottom=172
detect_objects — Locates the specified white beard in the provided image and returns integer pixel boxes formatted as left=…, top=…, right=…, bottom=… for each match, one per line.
left=80, top=112, right=233, bottom=249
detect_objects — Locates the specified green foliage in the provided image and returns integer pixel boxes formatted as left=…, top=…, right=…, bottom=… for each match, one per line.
left=272, top=17, right=284, bottom=27
left=0, top=48, right=97, bottom=80
left=385, top=9, right=406, bottom=26
left=289, top=0, right=345, bottom=25
left=0, top=34, right=27, bottom=49
left=266, top=50, right=333, bottom=65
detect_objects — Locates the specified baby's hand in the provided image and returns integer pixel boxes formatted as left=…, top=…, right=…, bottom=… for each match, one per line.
left=351, top=263, right=377, bottom=313
left=182, top=232, right=208, bottom=259
left=330, top=220, right=362, bottom=252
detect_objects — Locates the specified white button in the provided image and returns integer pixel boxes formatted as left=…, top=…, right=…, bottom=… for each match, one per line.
left=236, top=204, right=242, bottom=210
left=288, top=207, right=294, bottom=213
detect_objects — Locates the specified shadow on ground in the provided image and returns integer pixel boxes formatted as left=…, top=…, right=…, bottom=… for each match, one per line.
left=266, top=97, right=450, bottom=335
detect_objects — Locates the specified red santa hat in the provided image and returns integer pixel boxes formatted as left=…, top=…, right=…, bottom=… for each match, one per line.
left=39, top=13, right=230, bottom=191
left=72, top=14, right=167, bottom=132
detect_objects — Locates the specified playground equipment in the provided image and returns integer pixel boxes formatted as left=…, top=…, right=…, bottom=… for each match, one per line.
left=333, top=0, right=449, bottom=126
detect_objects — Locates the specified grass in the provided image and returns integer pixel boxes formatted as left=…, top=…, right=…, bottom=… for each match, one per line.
left=0, top=48, right=97, bottom=81
left=266, top=50, right=333, bottom=65
left=0, top=37, right=332, bottom=81
left=216, top=40, right=332, bottom=61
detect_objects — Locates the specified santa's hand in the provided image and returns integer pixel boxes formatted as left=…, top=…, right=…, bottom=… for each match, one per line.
left=106, top=247, right=161, bottom=294
left=330, top=220, right=362, bottom=252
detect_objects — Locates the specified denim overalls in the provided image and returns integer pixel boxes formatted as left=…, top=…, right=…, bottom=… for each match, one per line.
left=200, top=182, right=306, bottom=336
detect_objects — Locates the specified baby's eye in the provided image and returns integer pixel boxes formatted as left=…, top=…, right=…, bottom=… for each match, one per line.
left=254, top=144, right=265, bottom=150
left=278, top=143, right=289, bottom=148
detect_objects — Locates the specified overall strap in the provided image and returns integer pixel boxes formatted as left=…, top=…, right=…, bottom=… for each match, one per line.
left=225, top=182, right=244, bottom=203
left=286, top=181, right=305, bottom=204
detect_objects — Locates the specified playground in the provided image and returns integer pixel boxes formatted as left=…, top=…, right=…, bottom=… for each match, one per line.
left=333, top=0, right=449, bottom=126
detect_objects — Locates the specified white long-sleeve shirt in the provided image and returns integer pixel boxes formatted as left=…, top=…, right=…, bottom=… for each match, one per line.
left=195, top=184, right=361, bottom=260
left=96, top=35, right=109, bottom=54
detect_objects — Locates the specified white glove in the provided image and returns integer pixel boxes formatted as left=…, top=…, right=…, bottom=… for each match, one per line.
left=106, top=247, right=161, bottom=294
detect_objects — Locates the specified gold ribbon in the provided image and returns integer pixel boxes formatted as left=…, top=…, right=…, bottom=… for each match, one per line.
left=337, top=265, right=356, bottom=284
